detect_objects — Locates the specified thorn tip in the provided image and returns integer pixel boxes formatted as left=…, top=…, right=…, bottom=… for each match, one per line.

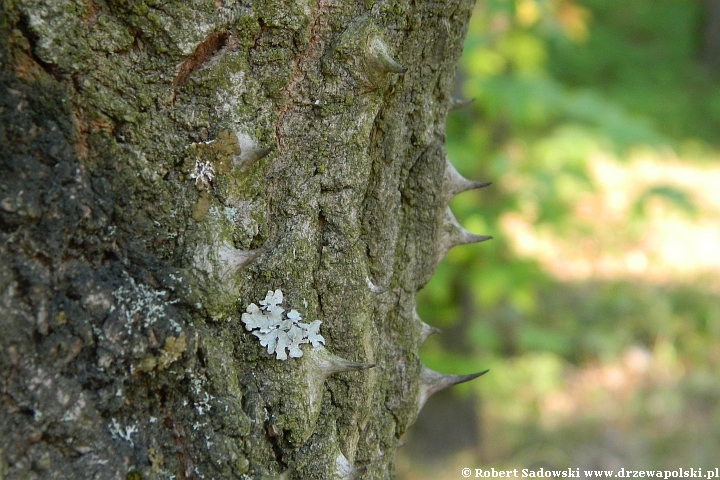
left=438, top=208, right=492, bottom=262
left=443, top=159, right=491, bottom=204
left=418, top=366, right=489, bottom=412
left=449, top=97, right=475, bottom=111
left=366, top=276, right=388, bottom=294
left=413, top=309, right=441, bottom=342
left=310, top=346, right=376, bottom=377
left=368, top=37, right=406, bottom=75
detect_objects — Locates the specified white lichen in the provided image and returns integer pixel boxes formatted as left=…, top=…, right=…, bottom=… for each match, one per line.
left=111, top=273, right=181, bottom=332
left=223, top=206, right=237, bottom=223
left=109, top=418, right=138, bottom=446
left=241, top=289, right=325, bottom=360
left=189, top=159, right=215, bottom=189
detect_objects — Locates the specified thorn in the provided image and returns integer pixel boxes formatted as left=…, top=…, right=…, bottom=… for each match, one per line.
left=253, top=145, right=275, bottom=161
left=293, top=347, right=375, bottom=445
left=413, top=309, right=441, bottom=342
left=442, top=159, right=491, bottom=204
left=420, top=322, right=441, bottom=342
left=449, top=97, right=475, bottom=111
left=235, top=145, right=275, bottom=169
left=367, top=36, right=406, bottom=74
left=309, top=346, right=375, bottom=378
left=194, top=240, right=266, bottom=280
left=438, top=207, right=492, bottom=262
left=444, top=207, right=493, bottom=245
left=218, top=244, right=266, bottom=275
left=335, top=452, right=357, bottom=480
left=418, top=365, right=489, bottom=412
left=366, top=276, right=387, bottom=294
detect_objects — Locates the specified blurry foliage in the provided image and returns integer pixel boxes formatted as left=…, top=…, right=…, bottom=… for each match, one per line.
left=421, top=0, right=713, bottom=359
left=630, top=185, right=699, bottom=221
left=410, top=0, right=720, bottom=472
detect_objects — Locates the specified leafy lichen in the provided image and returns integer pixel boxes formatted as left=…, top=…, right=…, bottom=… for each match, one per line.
left=241, top=289, right=325, bottom=360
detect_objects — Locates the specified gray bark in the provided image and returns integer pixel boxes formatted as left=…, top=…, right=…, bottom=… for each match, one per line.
left=0, top=0, right=481, bottom=478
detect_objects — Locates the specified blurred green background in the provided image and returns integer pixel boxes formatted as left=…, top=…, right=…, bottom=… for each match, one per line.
left=397, top=0, right=720, bottom=477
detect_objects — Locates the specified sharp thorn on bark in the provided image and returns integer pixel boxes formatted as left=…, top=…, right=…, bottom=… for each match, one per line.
left=310, top=346, right=376, bottom=378
left=194, top=240, right=266, bottom=281
left=438, top=207, right=492, bottom=262
left=335, top=452, right=357, bottom=480
left=235, top=145, right=275, bottom=169
left=444, top=207, right=492, bottom=245
left=366, top=276, right=387, bottom=294
left=367, top=36, right=407, bottom=75
left=418, top=365, right=489, bottom=412
left=251, top=145, right=275, bottom=161
left=442, top=159, right=491, bottom=204
left=287, top=345, right=373, bottom=446
left=449, top=97, right=475, bottom=111
left=420, top=322, right=441, bottom=342
left=413, top=308, right=441, bottom=342
left=222, top=245, right=266, bottom=273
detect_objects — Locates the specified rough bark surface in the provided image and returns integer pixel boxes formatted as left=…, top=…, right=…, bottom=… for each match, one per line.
left=0, top=0, right=479, bottom=478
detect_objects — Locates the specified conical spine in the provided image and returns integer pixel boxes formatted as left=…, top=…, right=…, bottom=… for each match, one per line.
left=437, top=207, right=492, bottom=263
left=290, top=347, right=375, bottom=445
left=220, top=245, right=265, bottom=274
left=241, top=145, right=274, bottom=165
left=193, top=240, right=265, bottom=281
left=413, top=308, right=441, bottom=342
left=442, top=159, right=491, bottom=205
left=311, top=346, right=376, bottom=378
left=335, top=452, right=357, bottom=480
left=449, top=97, right=474, bottom=111
left=367, top=36, right=407, bottom=75
left=417, top=365, right=489, bottom=412
left=366, top=276, right=387, bottom=294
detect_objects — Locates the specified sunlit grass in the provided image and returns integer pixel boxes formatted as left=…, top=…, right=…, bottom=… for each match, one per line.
left=501, top=149, right=720, bottom=286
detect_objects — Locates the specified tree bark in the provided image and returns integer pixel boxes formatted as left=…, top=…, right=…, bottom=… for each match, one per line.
left=0, top=0, right=480, bottom=478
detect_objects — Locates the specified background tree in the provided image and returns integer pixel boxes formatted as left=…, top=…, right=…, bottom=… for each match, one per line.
left=0, top=0, right=487, bottom=478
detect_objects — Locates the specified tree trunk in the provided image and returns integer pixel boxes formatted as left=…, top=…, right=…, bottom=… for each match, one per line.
left=701, top=0, right=720, bottom=74
left=0, top=0, right=483, bottom=478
